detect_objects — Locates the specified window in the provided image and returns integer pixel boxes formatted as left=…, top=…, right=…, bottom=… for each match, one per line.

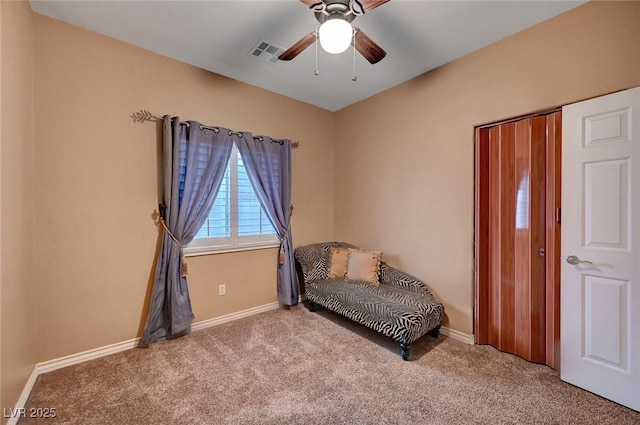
left=515, top=171, right=530, bottom=229
left=185, top=144, right=278, bottom=255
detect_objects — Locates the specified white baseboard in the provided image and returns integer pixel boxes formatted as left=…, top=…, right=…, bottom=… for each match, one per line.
left=191, top=302, right=279, bottom=332
left=38, top=337, right=140, bottom=374
left=6, top=366, right=39, bottom=425
left=440, top=326, right=475, bottom=345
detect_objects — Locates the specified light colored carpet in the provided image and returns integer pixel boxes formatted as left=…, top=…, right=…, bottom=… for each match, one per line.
left=22, top=305, right=640, bottom=424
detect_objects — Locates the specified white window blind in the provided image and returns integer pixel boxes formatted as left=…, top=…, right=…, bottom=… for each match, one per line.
left=186, top=144, right=278, bottom=255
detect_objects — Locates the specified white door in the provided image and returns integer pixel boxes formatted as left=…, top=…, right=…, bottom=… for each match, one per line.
left=561, top=86, right=640, bottom=411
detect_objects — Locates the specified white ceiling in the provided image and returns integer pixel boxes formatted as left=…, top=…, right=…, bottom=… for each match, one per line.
left=30, top=0, right=585, bottom=112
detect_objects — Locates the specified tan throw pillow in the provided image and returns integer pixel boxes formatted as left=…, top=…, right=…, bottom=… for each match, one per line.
left=346, top=249, right=381, bottom=286
left=328, top=247, right=349, bottom=278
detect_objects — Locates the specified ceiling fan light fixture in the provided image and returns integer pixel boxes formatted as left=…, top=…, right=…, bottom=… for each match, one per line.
left=318, top=17, right=352, bottom=54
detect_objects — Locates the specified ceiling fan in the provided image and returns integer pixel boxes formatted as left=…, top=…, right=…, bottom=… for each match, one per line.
left=278, top=0, right=389, bottom=65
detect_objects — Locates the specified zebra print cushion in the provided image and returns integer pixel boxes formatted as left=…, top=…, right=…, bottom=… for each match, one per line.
left=294, top=242, right=445, bottom=345
left=295, top=242, right=357, bottom=283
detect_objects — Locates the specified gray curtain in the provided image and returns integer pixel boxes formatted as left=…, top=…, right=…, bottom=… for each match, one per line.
left=139, top=116, right=234, bottom=347
left=236, top=134, right=298, bottom=306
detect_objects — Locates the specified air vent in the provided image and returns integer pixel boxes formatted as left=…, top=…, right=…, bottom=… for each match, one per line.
left=248, top=39, right=284, bottom=65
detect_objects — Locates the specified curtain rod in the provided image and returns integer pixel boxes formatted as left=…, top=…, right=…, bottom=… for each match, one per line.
left=130, top=110, right=300, bottom=149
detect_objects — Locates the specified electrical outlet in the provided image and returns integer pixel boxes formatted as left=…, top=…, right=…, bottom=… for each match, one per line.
left=218, top=284, right=226, bottom=296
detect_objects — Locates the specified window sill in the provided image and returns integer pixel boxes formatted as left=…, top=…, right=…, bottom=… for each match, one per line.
left=184, top=242, right=280, bottom=257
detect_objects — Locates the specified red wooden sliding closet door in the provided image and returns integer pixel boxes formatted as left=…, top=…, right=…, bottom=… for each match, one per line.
left=475, top=112, right=561, bottom=368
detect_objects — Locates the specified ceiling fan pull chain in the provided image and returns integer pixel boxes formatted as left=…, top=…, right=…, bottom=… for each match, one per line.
left=352, top=29, right=357, bottom=82
left=314, top=26, right=320, bottom=76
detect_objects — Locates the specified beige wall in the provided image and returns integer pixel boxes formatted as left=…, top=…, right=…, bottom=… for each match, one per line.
left=334, top=1, right=640, bottom=335
left=33, top=15, right=335, bottom=361
left=0, top=0, right=37, bottom=418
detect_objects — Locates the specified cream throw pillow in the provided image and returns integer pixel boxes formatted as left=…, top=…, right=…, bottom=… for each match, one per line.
left=328, top=247, right=349, bottom=278
left=346, top=249, right=381, bottom=286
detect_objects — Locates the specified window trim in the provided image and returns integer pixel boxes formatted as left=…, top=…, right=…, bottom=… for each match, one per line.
left=184, top=144, right=279, bottom=256
left=184, top=240, right=280, bottom=257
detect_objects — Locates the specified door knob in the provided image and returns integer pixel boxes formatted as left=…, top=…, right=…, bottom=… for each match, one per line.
left=566, top=255, right=593, bottom=266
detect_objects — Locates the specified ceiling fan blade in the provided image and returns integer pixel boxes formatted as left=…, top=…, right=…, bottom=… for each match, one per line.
left=351, top=0, right=389, bottom=14
left=299, top=0, right=326, bottom=12
left=354, top=29, right=386, bottom=64
left=278, top=32, right=317, bottom=61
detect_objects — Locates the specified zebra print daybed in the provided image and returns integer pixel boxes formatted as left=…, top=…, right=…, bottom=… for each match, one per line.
left=294, top=242, right=445, bottom=360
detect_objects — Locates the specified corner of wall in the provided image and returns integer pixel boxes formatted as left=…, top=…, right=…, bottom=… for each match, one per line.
left=0, top=0, right=38, bottom=420
left=330, top=108, right=338, bottom=241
